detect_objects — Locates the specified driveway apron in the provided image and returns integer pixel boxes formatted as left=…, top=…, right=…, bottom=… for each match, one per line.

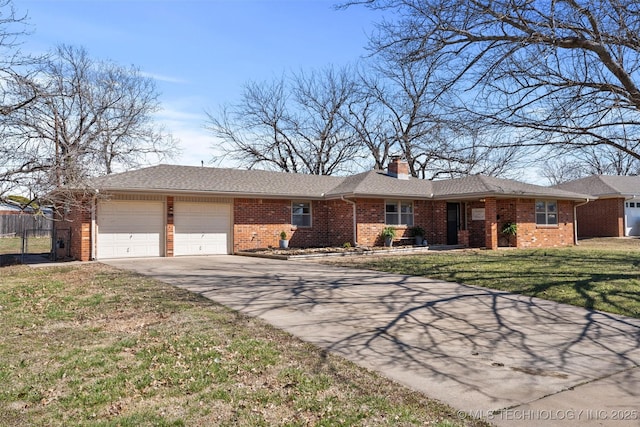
left=104, top=255, right=640, bottom=426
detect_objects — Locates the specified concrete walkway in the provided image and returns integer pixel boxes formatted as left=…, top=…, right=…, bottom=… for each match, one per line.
left=104, top=255, right=640, bottom=426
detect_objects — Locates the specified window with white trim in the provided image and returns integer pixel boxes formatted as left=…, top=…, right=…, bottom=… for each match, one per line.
left=292, top=201, right=311, bottom=227
left=536, top=200, right=558, bottom=225
left=385, top=200, right=414, bottom=226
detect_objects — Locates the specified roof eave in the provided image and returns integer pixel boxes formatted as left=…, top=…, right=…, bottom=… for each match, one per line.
left=325, top=192, right=435, bottom=200
left=97, top=187, right=327, bottom=199
left=432, top=191, right=592, bottom=201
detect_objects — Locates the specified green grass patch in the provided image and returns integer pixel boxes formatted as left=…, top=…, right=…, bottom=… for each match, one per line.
left=328, top=242, right=640, bottom=318
left=0, top=264, right=485, bottom=427
left=0, top=236, right=51, bottom=255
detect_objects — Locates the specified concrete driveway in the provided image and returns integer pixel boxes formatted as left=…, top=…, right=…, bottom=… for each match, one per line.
left=104, top=255, right=640, bottom=426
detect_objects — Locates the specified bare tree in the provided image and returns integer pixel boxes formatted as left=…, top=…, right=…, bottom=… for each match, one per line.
left=346, top=0, right=640, bottom=170
left=206, top=65, right=362, bottom=175
left=541, top=145, right=640, bottom=184
left=0, top=0, right=38, bottom=116
left=345, top=74, right=393, bottom=171
left=355, top=54, right=523, bottom=179
left=0, top=0, right=43, bottom=199
left=363, top=56, right=438, bottom=177
left=290, top=67, right=362, bottom=175
left=575, top=145, right=640, bottom=176
left=2, top=45, right=178, bottom=199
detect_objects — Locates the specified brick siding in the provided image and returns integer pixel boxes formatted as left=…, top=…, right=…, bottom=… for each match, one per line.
left=515, top=199, right=575, bottom=248
left=466, top=201, right=487, bottom=248
left=575, top=198, right=624, bottom=238
left=55, top=200, right=92, bottom=261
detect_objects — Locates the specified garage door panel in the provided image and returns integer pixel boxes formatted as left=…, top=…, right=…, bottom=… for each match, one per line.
left=174, top=202, right=230, bottom=255
left=98, top=201, right=164, bottom=259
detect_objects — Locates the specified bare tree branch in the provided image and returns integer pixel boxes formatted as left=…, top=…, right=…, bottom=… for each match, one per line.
left=347, top=0, right=640, bottom=168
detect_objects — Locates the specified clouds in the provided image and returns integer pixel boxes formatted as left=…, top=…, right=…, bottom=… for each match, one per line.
left=140, top=71, right=188, bottom=85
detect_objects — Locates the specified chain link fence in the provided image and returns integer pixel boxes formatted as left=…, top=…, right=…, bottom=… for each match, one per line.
left=0, top=214, right=55, bottom=266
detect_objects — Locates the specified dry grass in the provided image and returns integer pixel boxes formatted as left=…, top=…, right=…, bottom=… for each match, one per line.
left=576, top=236, right=640, bottom=250
left=0, top=263, right=487, bottom=427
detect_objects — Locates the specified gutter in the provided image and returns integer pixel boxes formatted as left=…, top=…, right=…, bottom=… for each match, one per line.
left=573, top=198, right=590, bottom=245
left=97, top=187, right=326, bottom=200
left=341, top=196, right=358, bottom=246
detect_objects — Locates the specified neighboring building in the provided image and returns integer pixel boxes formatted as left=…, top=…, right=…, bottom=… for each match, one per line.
left=555, top=175, right=640, bottom=238
left=56, top=158, right=590, bottom=261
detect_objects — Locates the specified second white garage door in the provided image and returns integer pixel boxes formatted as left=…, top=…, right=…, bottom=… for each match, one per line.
left=174, top=202, right=231, bottom=255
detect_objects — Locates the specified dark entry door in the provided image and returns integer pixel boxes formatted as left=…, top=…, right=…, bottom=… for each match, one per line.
left=446, top=203, right=460, bottom=245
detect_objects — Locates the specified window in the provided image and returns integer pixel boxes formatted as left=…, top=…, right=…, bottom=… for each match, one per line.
left=385, top=200, right=414, bottom=226
left=536, top=200, right=558, bottom=226
left=292, top=201, right=311, bottom=227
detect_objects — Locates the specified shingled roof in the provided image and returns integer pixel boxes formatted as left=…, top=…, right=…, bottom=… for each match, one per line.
left=89, top=164, right=343, bottom=198
left=325, top=169, right=435, bottom=198
left=554, top=175, right=640, bottom=198
left=88, top=164, right=590, bottom=201
left=432, top=175, right=591, bottom=201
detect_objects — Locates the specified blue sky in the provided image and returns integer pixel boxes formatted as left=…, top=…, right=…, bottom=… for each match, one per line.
left=20, top=0, right=382, bottom=167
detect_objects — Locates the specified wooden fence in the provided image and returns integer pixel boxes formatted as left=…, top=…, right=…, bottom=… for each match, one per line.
left=0, top=213, right=53, bottom=238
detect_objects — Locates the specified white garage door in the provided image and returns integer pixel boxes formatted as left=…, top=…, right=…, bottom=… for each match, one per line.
left=174, top=202, right=231, bottom=255
left=97, top=200, right=164, bottom=259
left=625, top=201, right=640, bottom=236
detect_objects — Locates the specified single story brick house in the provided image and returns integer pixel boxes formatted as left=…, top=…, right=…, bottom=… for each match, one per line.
left=555, top=175, right=640, bottom=237
left=56, top=158, right=590, bottom=261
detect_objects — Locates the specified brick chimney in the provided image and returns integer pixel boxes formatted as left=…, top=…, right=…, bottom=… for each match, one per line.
left=388, top=156, right=409, bottom=180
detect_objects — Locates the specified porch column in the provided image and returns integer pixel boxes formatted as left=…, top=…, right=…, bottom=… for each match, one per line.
left=484, top=197, right=498, bottom=249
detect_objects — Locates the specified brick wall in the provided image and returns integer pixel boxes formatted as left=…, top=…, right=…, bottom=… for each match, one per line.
left=466, top=201, right=486, bottom=248
left=422, top=201, right=447, bottom=246
left=515, top=199, right=575, bottom=248
left=233, top=198, right=342, bottom=251
left=354, top=198, right=385, bottom=246
left=575, top=198, right=624, bottom=238
left=233, top=198, right=292, bottom=251
left=55, top=200, right=92, bottom=261
left=484, top=198, right=498, bottom=249
left=326, top=200, right=354, bottom=246
left=352, top=198, right=438, bottom=246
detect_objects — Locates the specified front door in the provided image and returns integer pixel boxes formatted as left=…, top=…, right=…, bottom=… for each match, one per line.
left=447, top=203, right=460, bottom=245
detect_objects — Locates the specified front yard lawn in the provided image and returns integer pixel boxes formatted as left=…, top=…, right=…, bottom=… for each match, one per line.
left=0, top=264, right=486, bottom=427
left=324, top=239, right=640, bottom=319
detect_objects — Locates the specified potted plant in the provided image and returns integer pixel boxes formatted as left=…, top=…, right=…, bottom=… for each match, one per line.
left=501, top=222, right=517, bottom=247
left=279, top=230, right=289, bottom=249
left=409, top=225, right=426, bottom=246
left=381, top=227, right=396, bottom=247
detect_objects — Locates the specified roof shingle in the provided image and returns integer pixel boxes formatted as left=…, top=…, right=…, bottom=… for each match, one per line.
left=88, top=164, right=590, bottom=201
left=555, top=175, right=640, bottom=198
left=432, top=175, right=590, bottom=200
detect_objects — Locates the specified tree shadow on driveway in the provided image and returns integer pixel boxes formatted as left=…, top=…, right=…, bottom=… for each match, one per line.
left=104, top=256, right=640, bottom=418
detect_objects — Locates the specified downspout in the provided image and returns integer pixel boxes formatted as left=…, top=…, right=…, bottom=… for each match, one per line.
left=91, top=190, right=98, bottom=260
left=341, top=196, right=358, bottom=246
left=573, top=198, right=590, bottom=245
